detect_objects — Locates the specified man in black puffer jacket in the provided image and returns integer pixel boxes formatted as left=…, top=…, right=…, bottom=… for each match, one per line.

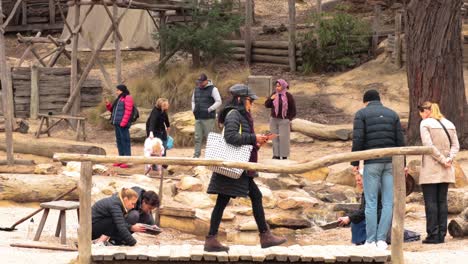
left=350, top=89, right=405, bottom=250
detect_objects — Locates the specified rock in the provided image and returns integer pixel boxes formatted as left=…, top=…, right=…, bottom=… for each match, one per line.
left=192, top=166, right=212, bottom=188
left=258, top=173, right=302, bottom=190
left=332, top=203, right=361, bottom=214
left=93, top=164, right=109, bottom=175
left=303, top=182, right=359, bottom=203
left=294, top=167, right=330, bottom=182
left=305, top=207, right=340, bottom=225
left=277, top=196, right=321, bottom=210
left=233, top=207, right=253, bottom=216
left=196, top=209, right=235, bottom=221
left=453, top=161, right=468, bottom=188
left=267, top=214, right=312, bottom=229
left=176, top=176, right=203, bottom=192
left=34, top=163, right=57, bottom=174
left=448, top=189, right=468, bottom=214
left=326, top=166, right=356, bottom=187
left=162, top=180, right=178, bottom=198
left=239, top=220, right=258, bottom=231
left=406, top=192, right=424, bottom=204
left=171, top=111, right=195, bottom=147
left=235, top=186, right=276, bottom=209
left=129, top=123, right=147, bottom=142
left=174, top=192, right=213, bottom=209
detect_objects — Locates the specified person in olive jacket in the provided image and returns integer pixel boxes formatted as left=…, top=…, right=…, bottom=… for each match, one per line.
left=264, top=79, right=296, bottom=160
left=91, top=188, right=139, bottom=246
left=204, top=84, right=286, bottom=252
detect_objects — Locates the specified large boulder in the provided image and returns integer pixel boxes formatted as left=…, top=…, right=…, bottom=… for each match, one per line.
left=174, top=191, right=213, bottom=209
left=277, top=196, right=321, bottom=210
left=303, top=182, right=359, bottom=203
left=448, top=189, right=468, bottom=214
left=171, top=111, right=195, bottom=147
left=294, top=167, right=330, bottom=182
left=234, top=185, right=276, bottom=209
left=325, top=166, right=356, bottom=187
left=267, top=214, right=312, bottom=229
left=257, top=172, right=302, bottom=190
left=129, top=123, right=147, bottom=142
left=176, top=176, right=204, bottom=192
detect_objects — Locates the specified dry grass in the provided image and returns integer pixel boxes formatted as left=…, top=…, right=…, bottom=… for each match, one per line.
left=127, top=64, right=251, bottom=112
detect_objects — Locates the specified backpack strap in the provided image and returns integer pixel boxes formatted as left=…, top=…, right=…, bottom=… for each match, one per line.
left=436, top=119, right=452, bottom=147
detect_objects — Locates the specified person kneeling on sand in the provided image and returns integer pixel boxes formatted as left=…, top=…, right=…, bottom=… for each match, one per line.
left=127, top=186, right=160, bottom=229
left=91, top=188, right=139, bottom=246
left=337, top=172, right=420, bottom=246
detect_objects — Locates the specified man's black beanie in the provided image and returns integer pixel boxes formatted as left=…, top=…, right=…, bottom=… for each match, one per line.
left=363, top=89, right=380, bottom=103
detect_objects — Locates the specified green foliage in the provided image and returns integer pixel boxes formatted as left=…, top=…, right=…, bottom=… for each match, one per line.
left=155, top=2, right=242, bottom=63
left=301, top=10, right=371, bottom=72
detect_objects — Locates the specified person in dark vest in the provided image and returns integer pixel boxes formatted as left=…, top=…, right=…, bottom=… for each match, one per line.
left=191, top=73, right=222, bottom=158
left=350, top=89, right=405, bottom=250
left=204, top=84, right=286, bottom=252
left=105, top=84, right=134, bottom=168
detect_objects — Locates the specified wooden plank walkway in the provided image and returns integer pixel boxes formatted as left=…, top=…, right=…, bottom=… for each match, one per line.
left=91, top=244, right=390, bottom=263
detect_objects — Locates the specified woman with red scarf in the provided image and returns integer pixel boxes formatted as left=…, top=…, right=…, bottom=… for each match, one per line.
left=264, top=79, right=296, bottom=160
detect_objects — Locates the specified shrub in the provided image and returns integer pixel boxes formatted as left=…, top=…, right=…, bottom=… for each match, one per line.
left=155, top=2, right=243, bottom=66
left=301, top=9, right=371, bottom=72
left=127, top=64, right=250, bottom=112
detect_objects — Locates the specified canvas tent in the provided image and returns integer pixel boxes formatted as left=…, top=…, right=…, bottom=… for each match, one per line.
left=61, top=5, right=157, bottom=51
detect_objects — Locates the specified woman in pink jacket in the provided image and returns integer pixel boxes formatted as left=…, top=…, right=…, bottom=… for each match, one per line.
left=418, top=101, right=459, bottom=244
left=106, top=84, right=134, bottom=168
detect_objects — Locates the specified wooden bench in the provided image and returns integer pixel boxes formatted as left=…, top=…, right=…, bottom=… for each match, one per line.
left=35, top=113, right=87, bottom=141
left=34, top=200, right=80, bottom=245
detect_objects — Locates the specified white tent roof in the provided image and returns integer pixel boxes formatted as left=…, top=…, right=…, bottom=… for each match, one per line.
left=61, top=5, right=157, bottom=51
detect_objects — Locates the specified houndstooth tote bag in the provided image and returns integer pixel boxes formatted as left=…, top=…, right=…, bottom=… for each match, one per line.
left=205, top=131, right=253, bottom=179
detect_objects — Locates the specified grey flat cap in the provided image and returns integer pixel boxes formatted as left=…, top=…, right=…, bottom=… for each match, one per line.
left=229, top=84, right=258, bottom=100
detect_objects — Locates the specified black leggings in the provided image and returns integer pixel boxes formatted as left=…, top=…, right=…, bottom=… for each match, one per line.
left=421, top=183, right=449, bottom=239
left=208, top=178, right=268, bottom=235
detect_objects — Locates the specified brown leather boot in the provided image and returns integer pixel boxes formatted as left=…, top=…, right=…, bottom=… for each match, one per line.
left=204, top=235, right=229, bottom=252
left=259, top=229, right=287, bottom=248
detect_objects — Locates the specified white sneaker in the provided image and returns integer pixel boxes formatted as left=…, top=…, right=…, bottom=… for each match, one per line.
left=376, top=240, right=388, bottom=250
left=363, top=241, right=376, bottom=248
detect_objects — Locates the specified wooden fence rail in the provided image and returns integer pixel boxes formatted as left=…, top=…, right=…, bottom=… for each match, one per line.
left=54, top=146, right=435, bottom=264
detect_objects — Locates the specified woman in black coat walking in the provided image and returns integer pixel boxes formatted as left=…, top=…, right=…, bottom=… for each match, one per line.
left=204, top=84, right=286, bottom=252
left=146, top=98, right=170, bottom=154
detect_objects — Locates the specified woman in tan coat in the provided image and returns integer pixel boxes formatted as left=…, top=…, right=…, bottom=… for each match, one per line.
left=418, top=101, right=459, bottom=244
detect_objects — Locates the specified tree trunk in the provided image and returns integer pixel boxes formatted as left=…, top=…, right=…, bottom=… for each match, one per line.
left=405, top=0, right=466, bottom=145
left=448, top=207, right=468, bottom=237
left=290, top=118, right=352, bottom=140
left=0, top=135, right=106, bottom=158
left=0, top=174, right=78, bottom=203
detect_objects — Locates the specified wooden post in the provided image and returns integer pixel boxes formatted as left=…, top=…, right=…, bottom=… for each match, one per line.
left=391, top=155, right=405, bottom=264
left=69, top=3, right=80, bottom=122
left=0, top=0, right=15, bottom=165
left=372, top=4, right=381, bottom=57
left=395, top=10, right=403, bottom=68
left=78, top=161, right=92, bottom=264
left=30, top=64, right=39, bottom=119
left=155, top=168, right=165, bottom=226
left=245, top=0, right=252, bottom=66
left=21, top=0, right=26, bottom=25
left=49, top=0, right=55, bottom=24
left=159, top=11, right=167, bottom=60
left=288, top=0, right=296, bottom=72
left=113, top=3, right=122, bottom=84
